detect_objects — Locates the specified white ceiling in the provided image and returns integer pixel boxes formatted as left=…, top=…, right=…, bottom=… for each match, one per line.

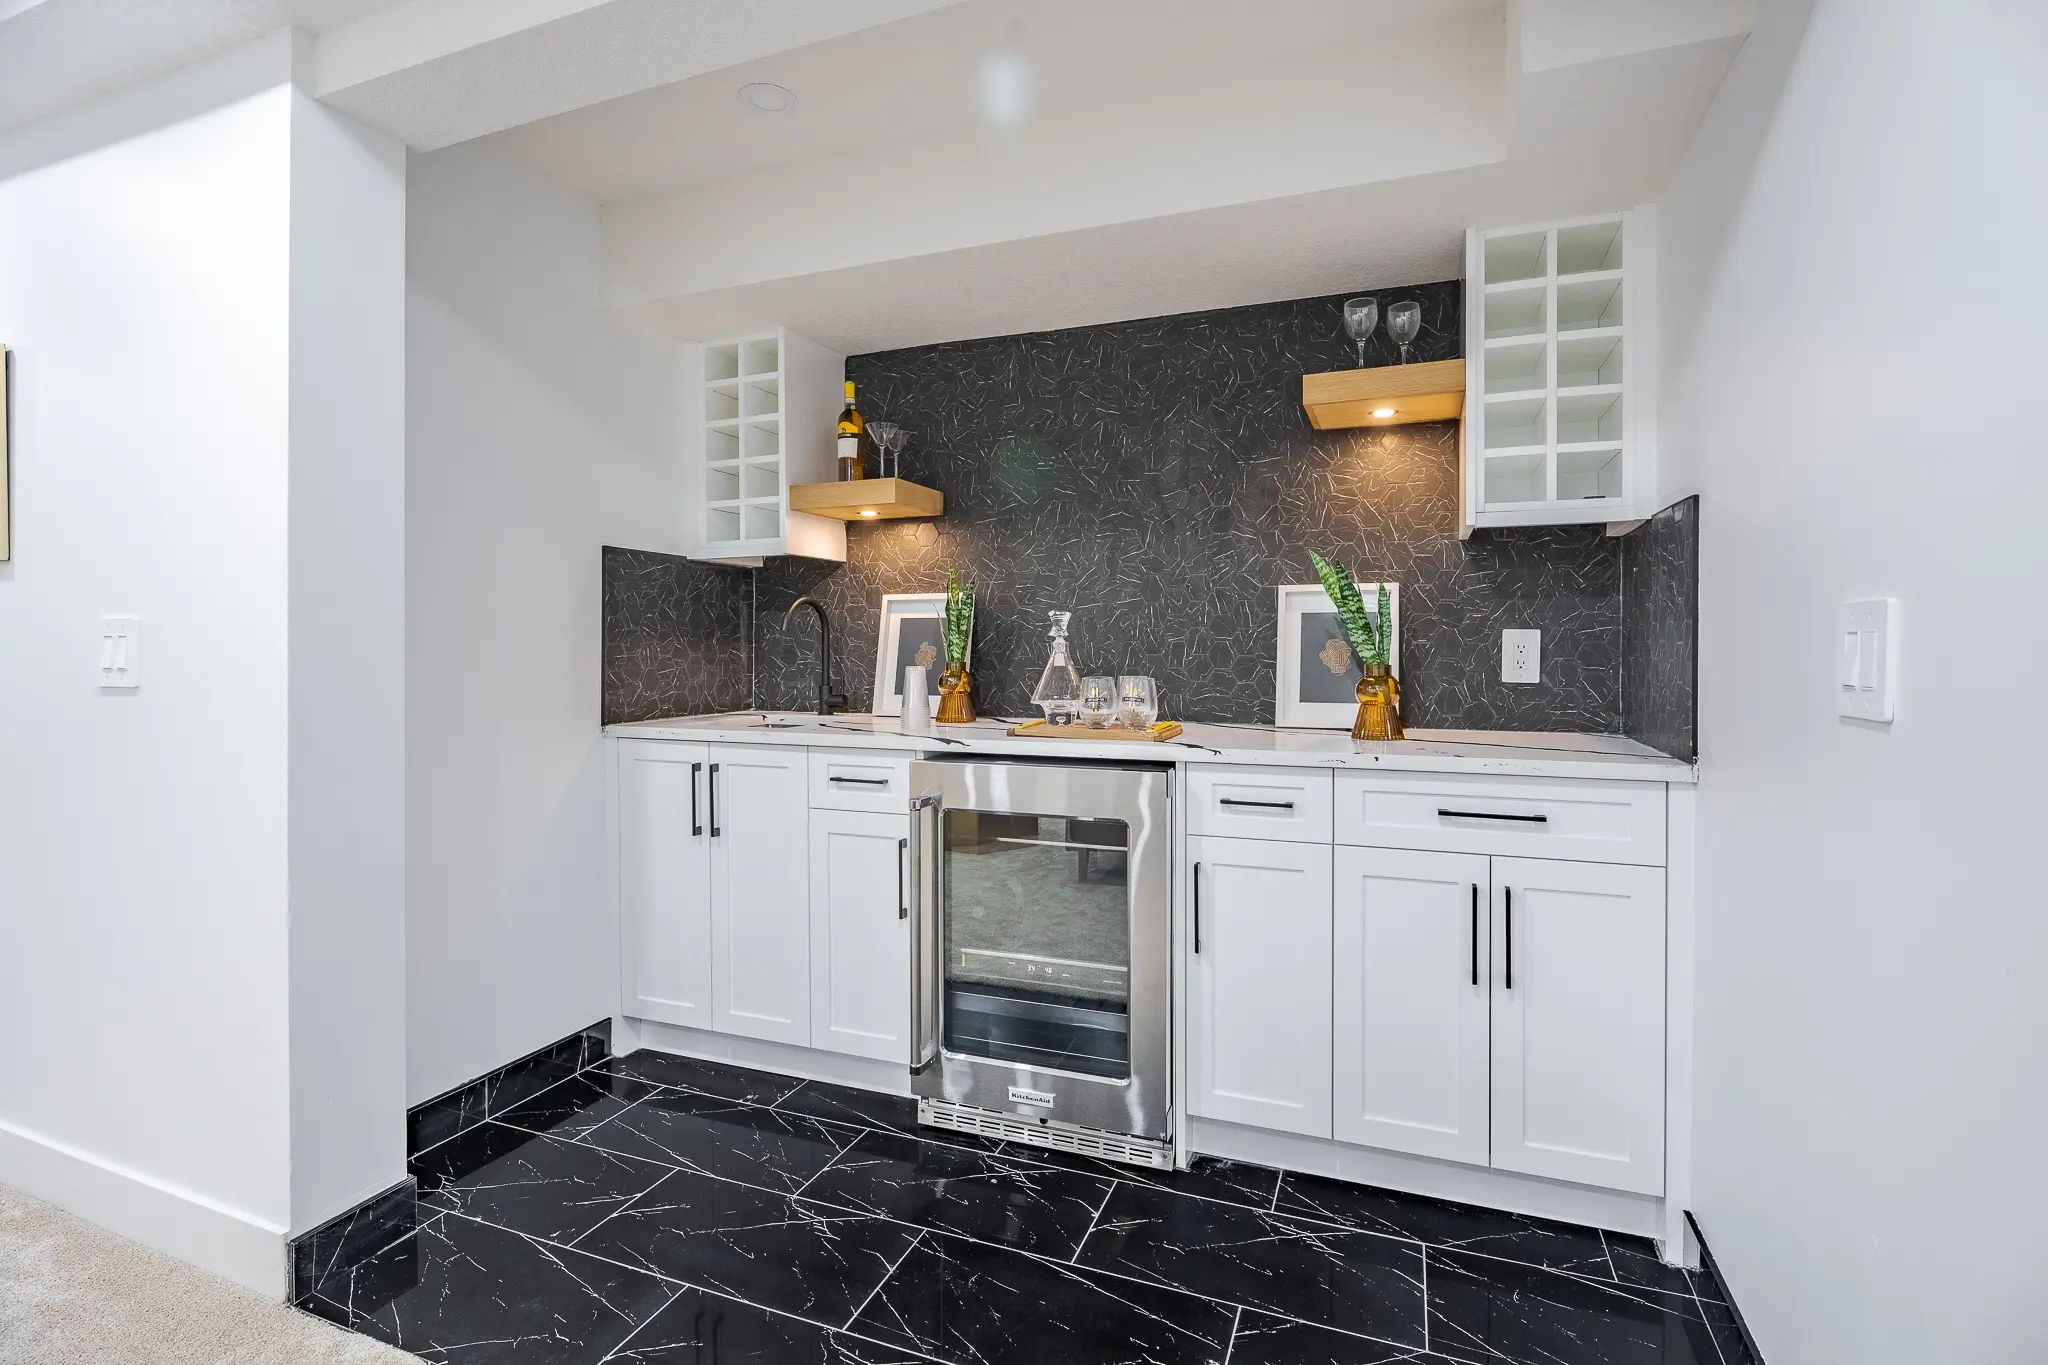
left=494, top=0, right=1494, bottom=202
left=0, top=0, right=404, bottom=133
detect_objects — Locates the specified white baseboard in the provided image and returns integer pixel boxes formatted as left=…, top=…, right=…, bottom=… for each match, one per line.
left=0, top=1114, right=287, bottom=1299
left=1190, top=1116, right=1663, bottom=1240
left=627, top=1018, right=909, bottom=1097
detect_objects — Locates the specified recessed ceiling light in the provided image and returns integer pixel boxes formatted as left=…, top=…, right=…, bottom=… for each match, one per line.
left=1371, top=406, right=1397, bottom=419
left=737, top=82, right=797, bottom=115
left=859, top=509, right=877, bottom=517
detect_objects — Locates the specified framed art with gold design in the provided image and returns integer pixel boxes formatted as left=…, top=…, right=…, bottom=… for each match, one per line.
left=873, top=591, right=947, bottom=715
left=1275, top=581, right=1400, bottom=728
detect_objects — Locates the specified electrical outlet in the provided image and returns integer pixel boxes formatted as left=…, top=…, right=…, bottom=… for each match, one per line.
left=1502, top=628, right=1540, bottom=684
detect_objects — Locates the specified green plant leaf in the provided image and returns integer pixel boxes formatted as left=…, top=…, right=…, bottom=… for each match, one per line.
left=944, top=568, right=975, bottom=666
left=1310, top=550, right=1380, bottom=667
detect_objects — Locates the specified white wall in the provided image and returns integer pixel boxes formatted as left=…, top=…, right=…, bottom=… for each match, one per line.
left=405, top=141, right=681, bottom=1105
left=1660, top=2, right=2048, bottom=1361
left=0, top=34, right=408, bottom=1295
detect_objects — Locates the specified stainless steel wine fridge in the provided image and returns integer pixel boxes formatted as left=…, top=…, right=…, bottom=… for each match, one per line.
left=906, top=757, right=1173, bottom=1167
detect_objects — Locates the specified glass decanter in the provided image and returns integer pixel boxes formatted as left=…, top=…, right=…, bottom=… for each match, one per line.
left=1030, top=611, right=1084, bottom=725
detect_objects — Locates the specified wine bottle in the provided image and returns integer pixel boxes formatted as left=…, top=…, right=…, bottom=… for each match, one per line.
left=836, top=380, right=867, bottom=481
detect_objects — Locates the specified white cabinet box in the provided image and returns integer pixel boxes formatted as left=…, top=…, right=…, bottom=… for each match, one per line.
left=1332, top=846, right=1492, bottom=1166
left=1490, top=856, right=1667, bottom=1195
left=1186, top=835, right=1333, bottom=1138
left=1187, top=765, right=1334, bottom=844
left=809, top=809, right=911, bottom=1063
left=707, top=746, right=812, bottom=1045
left=1334, top=770, right=1665, bottom=867
left=618, top=740, right=713, bottom=1029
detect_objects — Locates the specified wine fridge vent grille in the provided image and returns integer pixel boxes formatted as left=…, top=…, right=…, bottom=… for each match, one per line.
left=917, top=1098, right=1173, bottom=1170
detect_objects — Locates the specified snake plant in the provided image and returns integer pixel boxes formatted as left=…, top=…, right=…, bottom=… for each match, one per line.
left=943, top=568, right=975, bottom=668
left=1310, top=551, right=1391, bottom=670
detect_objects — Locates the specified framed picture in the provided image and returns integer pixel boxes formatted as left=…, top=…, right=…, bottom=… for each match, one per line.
left=872, top=592, right=947, bottom=715
left=1275, top=581, right=1401, bottom=728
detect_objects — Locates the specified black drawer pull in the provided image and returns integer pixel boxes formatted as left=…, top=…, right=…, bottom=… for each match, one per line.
left=690, top=762, right=703, bottom=837
left=1438, top=808, right=1548, bottom=824
left=1192, top=863, right=1202, bottom=954
left=1505, top=886, right=1514, bottom=990
left=709, top=763, right=720, bottom=838
left=898, top=838, right=909, bottom=919
left=1220, top=798, right=1296, bottom=810
left=1470, top=884, right=1479, bottom=986
left=829, top=776, right=890, bottom=786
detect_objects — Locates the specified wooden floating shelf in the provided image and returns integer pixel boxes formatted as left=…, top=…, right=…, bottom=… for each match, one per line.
left=1302, top=358, right=1466, bottom=430
left=787, top=477, right=944, bottom=522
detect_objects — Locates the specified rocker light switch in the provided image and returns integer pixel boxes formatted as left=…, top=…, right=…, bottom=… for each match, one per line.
left=1835, top=598, right=1896, bottom=722
left=98, top=615, right=140, bottom=689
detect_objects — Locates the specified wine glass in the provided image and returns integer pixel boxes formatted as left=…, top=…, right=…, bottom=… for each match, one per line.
left=1116, top=675, right=1159, bottom=730
left=1386, top=301, right=1422, bottom=365
left=1079, top=676, right=1118, bottom=729
left=868, top=422, right=907, bottom=478
left=1341, top=297, right=1379, bottom=368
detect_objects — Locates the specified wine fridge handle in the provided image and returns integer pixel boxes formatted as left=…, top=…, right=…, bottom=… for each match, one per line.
left=908, top=795, right=942, bottom=1073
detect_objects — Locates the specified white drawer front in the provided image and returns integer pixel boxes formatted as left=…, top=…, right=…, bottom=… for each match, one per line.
left=807, top=750, right=913, bottom=812
left=1333, top=772, right=1665, bottom=866
left=1187, top=766, right=1334, bottom=843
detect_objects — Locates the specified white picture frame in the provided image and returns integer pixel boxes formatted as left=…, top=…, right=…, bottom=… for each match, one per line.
left=872, top=592, right=948, bottom=715
left=1275, top=582, right=1401, bottom=728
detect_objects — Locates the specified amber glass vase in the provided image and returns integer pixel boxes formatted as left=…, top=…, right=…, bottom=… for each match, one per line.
left=935, top=665, right=976, bottom=724
left=1352, top=663, right=1403, bottom=741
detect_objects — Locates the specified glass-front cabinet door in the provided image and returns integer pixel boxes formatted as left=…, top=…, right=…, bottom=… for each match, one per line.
left=940, top=810, right=1131, bottom=1080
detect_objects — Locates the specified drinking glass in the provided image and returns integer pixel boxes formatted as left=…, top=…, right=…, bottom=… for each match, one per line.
left=1117, top=675, right=1159, bottom=730
left=1387, top=301, right=1422, bottom=364
left=1079, top=676, right=1118, bottom=729
left=868, top=422, right=908, bottom=478
left=1342, top=297, right=1379, bottom=368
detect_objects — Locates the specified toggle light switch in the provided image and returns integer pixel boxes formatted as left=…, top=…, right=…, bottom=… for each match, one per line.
left=1834, top=598, right=1896, bottom=721
left=98, top=615, right=140, bottom=689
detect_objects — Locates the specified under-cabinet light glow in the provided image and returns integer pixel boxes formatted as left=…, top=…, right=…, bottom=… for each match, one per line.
left=859, top=509, right=877, bottom=517
left=1371, top=407, right=1397, bottom=419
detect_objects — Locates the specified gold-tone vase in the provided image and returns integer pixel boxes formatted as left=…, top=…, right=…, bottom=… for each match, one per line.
left=1351, top=663, right=1403, bottom=741
left=935, top=665, right=976, bottom=724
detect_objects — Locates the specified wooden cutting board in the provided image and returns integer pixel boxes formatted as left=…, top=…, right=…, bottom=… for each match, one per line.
left=1006, top=719, right=1184, bottom=742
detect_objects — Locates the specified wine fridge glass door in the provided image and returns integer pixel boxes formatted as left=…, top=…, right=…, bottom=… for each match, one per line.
left=940, top=809, right=1132, bottom=1080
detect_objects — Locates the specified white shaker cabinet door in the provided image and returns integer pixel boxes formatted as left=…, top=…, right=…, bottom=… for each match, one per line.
left=809, top=809, right=911, bottom=1063
left=1187, top=836, right=1333, bottom=1138
left=1332, top=847, right=1492, bottom=1166
left=618, top=740, right=713, bottom=1028
left=708, top=744, right=812, bottom=1046
left=1490, top=856, right=1667, bottom=1195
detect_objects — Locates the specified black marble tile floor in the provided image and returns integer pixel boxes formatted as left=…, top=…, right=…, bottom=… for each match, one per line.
left=309, top=1051, right=1754, bottom=1365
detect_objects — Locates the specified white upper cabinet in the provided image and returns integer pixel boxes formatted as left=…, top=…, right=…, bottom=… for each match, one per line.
left=1463, top=208, right=1658, bottom=535
left=1186, top=836, right=1334, bottom=1138
left=1332, top=847, right=1492, bottom=1166
left=1489, top=856, right=1667, bottom=1195
left=809, top=808, right=911, bottom=1063
left=686, top=327, right=847, bottom=565
left=708, top=745, right=812, bottom=1045
left=617, top=739, right=713, bottom=1029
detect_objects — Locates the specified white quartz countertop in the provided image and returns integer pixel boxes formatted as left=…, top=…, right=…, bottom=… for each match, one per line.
left=605, top=712, right=1696, bottom=784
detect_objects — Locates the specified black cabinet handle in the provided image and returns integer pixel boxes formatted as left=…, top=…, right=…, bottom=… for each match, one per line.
left=709, top=763, right=720, bottom=838
left=1471, top=884, right=1479, bottom=986
left=898, top=838, right=908, bottom=919
left=1193, top=863, right=1202, bottom=954
left=1220, top=798, right=1295, bottom=810
left=1504, top=886, right=1514, bottom=990
left=690, top=762, right=703, bottom=837
left=1438, top=808, right=1547, bottom=824
left=830, top=776, right=890, bottom=787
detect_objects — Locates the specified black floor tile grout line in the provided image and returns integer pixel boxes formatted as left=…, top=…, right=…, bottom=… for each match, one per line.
left=841, top=1228, right=927, bottom=1332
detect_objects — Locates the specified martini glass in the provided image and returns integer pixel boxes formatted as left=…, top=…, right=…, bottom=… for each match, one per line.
left=1342, top=297, right=1379, bottom=368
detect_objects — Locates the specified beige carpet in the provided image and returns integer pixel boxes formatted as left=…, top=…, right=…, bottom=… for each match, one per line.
left=0, top=1183, right=415, bottom=1365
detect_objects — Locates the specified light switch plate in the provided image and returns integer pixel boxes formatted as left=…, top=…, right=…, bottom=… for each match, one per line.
left=1835, top=598, right=1897, bottom=721
left=98, top=615, right=140, bottom=689
left=1502, top=629, right=1540, bottom=684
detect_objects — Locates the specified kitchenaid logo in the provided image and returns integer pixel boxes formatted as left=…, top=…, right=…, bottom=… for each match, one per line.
left=1008, top=1085, right=1056, bottom=1108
